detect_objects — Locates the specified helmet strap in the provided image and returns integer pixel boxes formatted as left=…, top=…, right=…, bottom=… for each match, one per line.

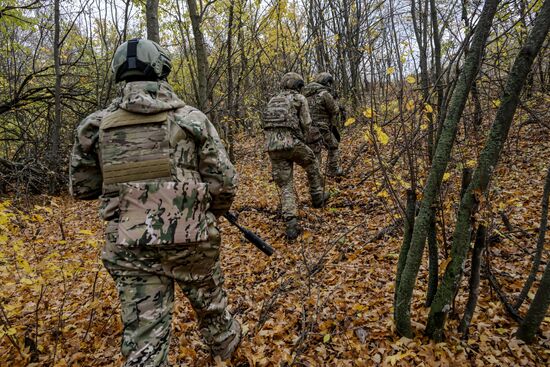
left=127, top=39, right=139, bottom=70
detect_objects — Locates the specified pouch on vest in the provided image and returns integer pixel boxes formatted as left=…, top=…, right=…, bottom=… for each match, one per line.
left=99, top=109, right=171, bottom=184
left=117, top=181, right=210, bottom=246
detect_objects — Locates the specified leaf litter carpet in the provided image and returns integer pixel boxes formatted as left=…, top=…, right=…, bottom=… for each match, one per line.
left=0, top=123, right=549, bottom=366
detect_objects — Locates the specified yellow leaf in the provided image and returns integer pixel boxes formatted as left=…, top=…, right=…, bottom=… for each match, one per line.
left=405, top=75, right=416, bottom=84
left=420, top=123, right=428, bottom=131
left=0, top=234, right=7, bottom=245
left=386, top=351, right=415, bottom=366
left=377, top=190, right=390, bottom=199
left=32, top=214, right=44, bottom=223
left=466, top=159, right=476, bottom=168
left=440, top=257, right=452, bottom=273
left=20, top=278, right=34, bottom=285
left=18, top=258, right=32, bottom=274
left=442, top=172, right=451, bottom=181
left=406, top=100, right=415, bottom=111
left=373, top=124, right=389, bottom=145
left=323, top=334, right=331, bottom=343
left=344, top=117, right=356, bottom=127
left=386, top=66, right=395, bottom=75
left=6, top=327, right=17, bottom=336
left=363, top=107, right=375, bottom=119
left=79, top=229, right=93, bottom=235
left=492, top=99, right=501, bottom=108
left=424, top=103, right=433, bottom=113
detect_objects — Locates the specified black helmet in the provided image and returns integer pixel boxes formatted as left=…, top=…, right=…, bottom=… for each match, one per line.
left=111, top=38, right=172, bottom=83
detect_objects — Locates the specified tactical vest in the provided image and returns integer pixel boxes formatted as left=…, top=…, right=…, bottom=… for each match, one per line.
left=99, top=109, right=171, bottom=185
left=98, top=109, right=210, bottom=246
left=307, top=91, right=331, bottom=125
left=262, top=91, right=303, bottom=139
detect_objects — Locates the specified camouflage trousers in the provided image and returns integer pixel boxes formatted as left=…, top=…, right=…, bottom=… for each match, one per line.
left=268, top=141, right=324, bottom=220
left=308, top=127, right=342, bottom=176
left=101, top=217, right=240, bottom=366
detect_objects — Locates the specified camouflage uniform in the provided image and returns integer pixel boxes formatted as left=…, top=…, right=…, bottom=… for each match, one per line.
left=263, top=73, right=326, bottom=238
left=303, top=79, right=343, bottom=176
left=70, top=80, right=240, bottom=366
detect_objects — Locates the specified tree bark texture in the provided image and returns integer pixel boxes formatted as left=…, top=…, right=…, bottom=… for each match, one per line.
left=514, top=165, right=550, bottom=310
left=49, top=0, right=62, bottom=194
left=458, top=224, right=487, bottom=337
left=186, top=0, right=209, bottom=111
left=226, top=0, right=236, bottom=162
left=516, top=253, right=550, bottom=343
left=394, top=0, right=500, bottom=338
left=426, top=0, right=550, bottom=340
left=146, top=0, right=160, bottom=43
left=425, top=210, right=438, bottom=307
left=394, top=189, right=417, bottom=320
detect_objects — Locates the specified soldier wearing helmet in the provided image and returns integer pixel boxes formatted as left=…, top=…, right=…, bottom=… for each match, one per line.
left=262, top=72, right=329, bottom=240
left=303, top=72, right=344, bottom=176
left=69, top=38, right=241, bottom=365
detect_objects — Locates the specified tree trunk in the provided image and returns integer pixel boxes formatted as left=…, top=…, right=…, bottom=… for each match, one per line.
left=394, top=189, right=417, bottom=320
left=394, top=0, right=500, bottom=338
left=49, top=0, right=62, bottom=194
left=226, top=0, right=236, bottom=162
left=186, top=0, right=209, bottom=111
left=514, top=165, right=550, bottom=309
left=146, top=0, right=160, bottom=43
left=458, top=224, right=487, bottom=337
left=426, top=0, right=550, bottom=340
left=516, top=256, right=550, bottom=343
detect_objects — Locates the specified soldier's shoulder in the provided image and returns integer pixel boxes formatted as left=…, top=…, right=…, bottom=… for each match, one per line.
left=173, top=105, right=208, bottom=123
left=172, top=105, right=212, bottom=137
left=319, top=89, right=333, bottom=98
left=293, top=93, right=308, bottom=103
left=77, top=108, right=109, bottom=135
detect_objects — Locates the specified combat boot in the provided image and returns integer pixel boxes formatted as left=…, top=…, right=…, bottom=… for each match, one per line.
left=285, top=218, right=301, bottom=240
left=211, top=319, right=242, bottom=361
left=311, top=192, right=330, bottom=208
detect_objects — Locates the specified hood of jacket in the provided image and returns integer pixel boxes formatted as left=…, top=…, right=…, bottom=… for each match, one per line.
left=118, top=81, right=186, bottom=114
left=302, top=82, right=329, bottom=97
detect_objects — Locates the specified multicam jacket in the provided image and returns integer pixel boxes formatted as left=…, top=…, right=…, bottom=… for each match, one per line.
left=302, top=82, right=339, bottom=130
left=262, top=90, right=311, bottom=152
left=69, top=81, right=238, bottom=246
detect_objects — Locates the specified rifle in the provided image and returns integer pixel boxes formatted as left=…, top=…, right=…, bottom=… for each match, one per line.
left=224, top=212, right=274, bottom=256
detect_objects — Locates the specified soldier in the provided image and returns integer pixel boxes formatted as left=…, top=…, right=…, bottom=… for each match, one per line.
left=263, top=72, right=328, bottom=240
left=69, top=38, right=241, bottom=366
left=303, top=72, right=344, bottom=176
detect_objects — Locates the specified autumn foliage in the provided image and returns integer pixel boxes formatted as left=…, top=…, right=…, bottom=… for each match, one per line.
left=1, top=116, right=548, bottom=365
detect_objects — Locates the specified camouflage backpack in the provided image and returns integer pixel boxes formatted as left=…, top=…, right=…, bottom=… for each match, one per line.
left=262, top=91, right=303, bottom=139
left=98, top=109, right=210, bottom=246
left=307, top=89, right=331, bottom=123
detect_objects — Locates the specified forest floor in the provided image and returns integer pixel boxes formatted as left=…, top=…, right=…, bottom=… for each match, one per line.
left=0, top=119, right=549, bottom=366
